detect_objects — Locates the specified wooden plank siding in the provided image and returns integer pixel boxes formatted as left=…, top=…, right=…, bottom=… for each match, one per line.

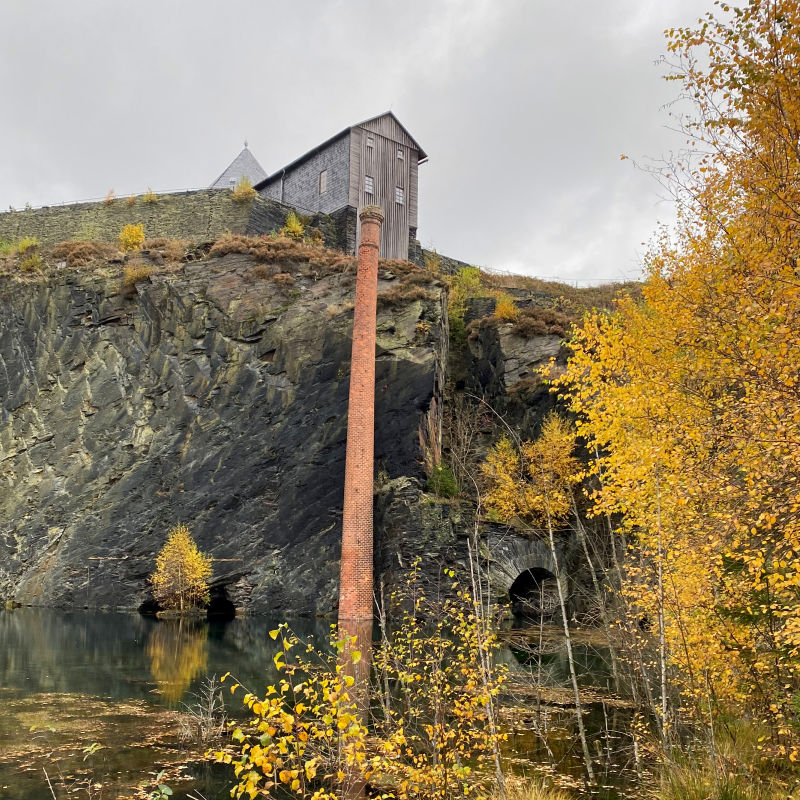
left=359, top=115, right=421, bottom=152
left=348, top=128, right=362, bottom=209
left=408, top=151, right=419, bottom=230
left=257, top=113, right=424, bottom=260
left=351, top=124, right=415, bottom=259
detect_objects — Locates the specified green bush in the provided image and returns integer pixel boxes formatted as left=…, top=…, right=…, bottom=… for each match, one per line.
left=427, top=463, right=459, bottom=498
left=0, top=236, right=39, bottom=256
left=448, top=265, right=487, bottom=350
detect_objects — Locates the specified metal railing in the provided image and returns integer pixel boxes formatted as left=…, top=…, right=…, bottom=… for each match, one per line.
left=3, top=186, right=212, bottom=213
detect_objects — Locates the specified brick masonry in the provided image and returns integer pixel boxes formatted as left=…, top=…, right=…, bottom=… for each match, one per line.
left=338, top=205, right=384, bottom=623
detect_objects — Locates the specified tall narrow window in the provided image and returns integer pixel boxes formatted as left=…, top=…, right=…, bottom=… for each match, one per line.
left=397, top=148, right=404, bottom=161
left=365, top=175, right=374, bottom=195
left=395, top=186, right=404, bottom=205
left=366, top=135, right=374, bottom=150
left=319, top=169, right=328, bottom=195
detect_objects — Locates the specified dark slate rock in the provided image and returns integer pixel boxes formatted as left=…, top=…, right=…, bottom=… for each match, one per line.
left=0, top=254, right=447, bottom=617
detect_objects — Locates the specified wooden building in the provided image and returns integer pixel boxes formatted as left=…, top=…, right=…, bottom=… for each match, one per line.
left=255, top=112, right=427, bottom=260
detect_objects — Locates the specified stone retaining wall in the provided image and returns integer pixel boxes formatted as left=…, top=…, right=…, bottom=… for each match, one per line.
left=0, top=190, right=344, bottom=249
left=0, top=189, right=465, bottom=268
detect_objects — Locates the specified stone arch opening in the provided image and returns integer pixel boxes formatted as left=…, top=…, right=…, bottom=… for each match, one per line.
left=137, top=597, right=160, bottom=617
left=207, top=585, right=236, bottom=620
left=509, top=567, right=559, bottom=620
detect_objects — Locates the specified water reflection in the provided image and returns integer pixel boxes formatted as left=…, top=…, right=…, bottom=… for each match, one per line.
left=499, top=624, right=615, bottom=693
left=0, top=609, right=631, bottom=799
left=0, top=608, right=328, bottom=705
left=147, top=619, right=209, bottom=704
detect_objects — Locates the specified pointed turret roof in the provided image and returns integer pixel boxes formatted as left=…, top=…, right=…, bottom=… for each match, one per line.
left=210, top=144, right=267, bottom=189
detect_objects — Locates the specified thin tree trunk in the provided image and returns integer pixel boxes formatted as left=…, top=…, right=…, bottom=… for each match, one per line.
left=544, top=503, right=595, bottom=784
left=655, top=477, right=669, bottom=744
left=596, top=448, right=658, bottom=723
left=467, top=533, right=506, bottom=796
left=571, top=491, right=620, bottom=691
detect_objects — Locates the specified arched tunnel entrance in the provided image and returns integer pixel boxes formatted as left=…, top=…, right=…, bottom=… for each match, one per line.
left=509, top=567, right=559, bottom=620
left=207, top=584, right=236, bottom=620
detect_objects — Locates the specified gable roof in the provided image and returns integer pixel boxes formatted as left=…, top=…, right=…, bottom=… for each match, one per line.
left=355, top=112, right=427, bottom=160
left=210, top=145, right=268, bottom=189
left=255, top=112, right=426, bottom=190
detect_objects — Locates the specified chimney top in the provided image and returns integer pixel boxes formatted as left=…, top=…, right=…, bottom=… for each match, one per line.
left=360, top=205, right=384, bottom=224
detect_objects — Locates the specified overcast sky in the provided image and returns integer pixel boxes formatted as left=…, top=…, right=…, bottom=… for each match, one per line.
left=0, top=0, right=711, bottom=283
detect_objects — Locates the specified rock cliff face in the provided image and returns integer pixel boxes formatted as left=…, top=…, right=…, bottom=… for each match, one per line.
left=0, top=252, right=447, bottom=615
left=453, top=301, right=566, bottom=440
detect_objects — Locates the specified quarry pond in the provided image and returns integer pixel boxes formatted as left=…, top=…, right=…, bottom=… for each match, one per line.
left=0, top=609, right=628, bottom=799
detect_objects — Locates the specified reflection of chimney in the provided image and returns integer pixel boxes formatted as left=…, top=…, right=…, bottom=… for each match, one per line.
left=338, top=205, right=384, bottom=624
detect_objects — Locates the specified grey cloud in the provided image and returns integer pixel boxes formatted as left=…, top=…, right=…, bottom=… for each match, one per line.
left=0, top=0, right=709, bottom=281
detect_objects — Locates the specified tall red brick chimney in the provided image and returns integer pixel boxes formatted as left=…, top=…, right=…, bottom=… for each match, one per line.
left=338, top=205, right=384, bottom=625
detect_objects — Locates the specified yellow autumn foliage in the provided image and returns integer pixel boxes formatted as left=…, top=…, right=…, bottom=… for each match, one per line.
left=231, top=176, right=257, bottom=202
left=554, top=0, right=800, bottom=763
left=150, top=524, right=212, bottom=612
left=280, top=210, right=304, bottom=240
left=147, top=619, right=208, bottom=703
left=493, top=292, right=519, bottom=321
left=216, top=566, right=507, bottom=800
left=482, top=415, right=580, bottom=528
left=119, top=223, right=145, bottom=252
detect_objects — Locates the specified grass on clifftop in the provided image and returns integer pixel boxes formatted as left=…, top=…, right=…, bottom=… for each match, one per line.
left=482, top=270, right=641, bottom=314
left=210, top=232, right=443, bottom=307
left=0, top=231, right=637, bottom=326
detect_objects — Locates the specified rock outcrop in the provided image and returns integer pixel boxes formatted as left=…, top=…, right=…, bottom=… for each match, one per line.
left=0, top=251, right=447, bottom=615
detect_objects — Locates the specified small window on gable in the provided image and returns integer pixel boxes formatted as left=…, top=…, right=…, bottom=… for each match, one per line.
left=366, top=135, right=374, bottom=149
left=365, top=175, right=374, bottom=195
left=397, top=148, right=404, bottom=161
left=229, top=177, right=236, bottom=185
left=395, top=186, right=404, bottom=205
left=319, top=169, right=328, bottom=195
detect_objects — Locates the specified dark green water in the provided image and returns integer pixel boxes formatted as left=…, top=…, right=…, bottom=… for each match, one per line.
left=0, top=609, right=629, bottom=799
left=0, top=609, right=324, bottom=799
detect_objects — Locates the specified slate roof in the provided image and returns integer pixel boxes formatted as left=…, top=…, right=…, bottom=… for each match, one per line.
left=210, top=146, right=268, bottom=189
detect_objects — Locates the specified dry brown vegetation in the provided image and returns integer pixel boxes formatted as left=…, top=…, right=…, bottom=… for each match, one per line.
left=326, top=300, right=355, bottom=317
left=512, top=306, right=572, bottom=338
left=143, top=238, right=189, bottom=263
left=397, top=269, right=438, bottom=286
left=468, top=305, right=573, bottom=340
left=209, top=233, right=356, bottom=275
left=122, top=262, right=154, bottom=293
left=51, top=240, right=119, bottom=267
left=377, top=260, right=441, bottom=308
left=209, top=233, right=440, bottom=292
left=482, top=271, right=641, bottom=313
left=377, top=283, right=431, bottom=308
left=272, top=272, right=295, bottom=290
